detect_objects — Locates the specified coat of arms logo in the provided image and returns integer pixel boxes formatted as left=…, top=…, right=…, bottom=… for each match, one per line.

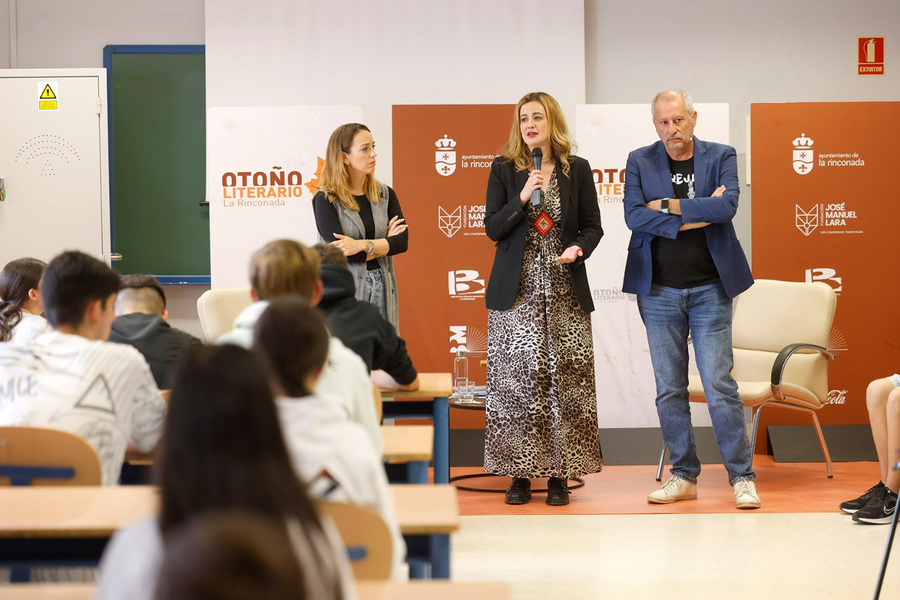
left=435, top=135, right=457, bottom=177
left=792, top=133, right=814, bottom=175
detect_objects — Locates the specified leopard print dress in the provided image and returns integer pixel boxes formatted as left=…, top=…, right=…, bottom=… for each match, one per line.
left=484, top=168, right=602, bottom=479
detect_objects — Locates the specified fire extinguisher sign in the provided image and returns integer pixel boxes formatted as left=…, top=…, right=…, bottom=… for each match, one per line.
left=858, top=37, right=884, bottom=76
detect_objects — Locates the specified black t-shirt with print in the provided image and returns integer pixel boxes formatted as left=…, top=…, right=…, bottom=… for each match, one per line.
left=650, top=156, right=720, bottom=289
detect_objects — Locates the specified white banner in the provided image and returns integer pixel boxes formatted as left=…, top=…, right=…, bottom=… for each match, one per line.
left=576, top=103, right=729, bottom=428
left=207, top=105, right=363, bottom=288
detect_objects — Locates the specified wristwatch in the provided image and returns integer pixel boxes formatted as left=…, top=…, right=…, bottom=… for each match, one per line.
left=660, top=198, right=670, bottom=214
left=365, top=240, right=375, bottom=256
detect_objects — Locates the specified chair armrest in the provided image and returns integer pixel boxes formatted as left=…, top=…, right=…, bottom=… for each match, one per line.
left=770, top=343, right=836, bottom=402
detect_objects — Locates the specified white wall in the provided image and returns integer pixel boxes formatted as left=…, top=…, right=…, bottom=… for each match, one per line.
left=584, top=0, right=900, bottom=261
left=7, top=0, right=203, bottom=68
left=205, top=0, right=586, bottom=186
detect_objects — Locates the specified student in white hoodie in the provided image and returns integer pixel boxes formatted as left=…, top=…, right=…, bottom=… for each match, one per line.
left=253, top=296, right=407, bottom=580
left=216, top=239, right=382, bottom=454
left=0, top=252, right=164, bottom=486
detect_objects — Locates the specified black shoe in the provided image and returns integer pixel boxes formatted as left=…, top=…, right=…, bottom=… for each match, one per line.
left=546, top=477, right=570, bottom=506
left=840, top=481, right=885, bottom=514
left=853, top=488, right=897, bottom=524
left=505, top=478, right=532, bottom=505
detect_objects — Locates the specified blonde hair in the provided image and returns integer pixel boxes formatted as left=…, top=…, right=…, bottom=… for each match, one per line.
left=500, top=92, right=574, bottom=176
left=317, top=123, right=381, bottom=211
left=249, top=240, right=320, bottom=301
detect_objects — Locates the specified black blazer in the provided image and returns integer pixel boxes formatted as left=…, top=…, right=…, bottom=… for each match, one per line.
left=484, top=154, right=603, bottom=312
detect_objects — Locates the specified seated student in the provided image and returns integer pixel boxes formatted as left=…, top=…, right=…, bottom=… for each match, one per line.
left=314, top=243, right=419, bottom=391
left=108, top=274, right=203, bottom=388
left=840, top=373, right=900, bottom=524
left=0, top=257, right=47, bottom=344
left=153, top=511, right=308, bottom=600
left=253, top=297, right=406, bottom=579
left=95, top=345, right=352, bottom=600
left=217, top=239, right=382, bottom=454
left=0, top=251, right=165, bottom=485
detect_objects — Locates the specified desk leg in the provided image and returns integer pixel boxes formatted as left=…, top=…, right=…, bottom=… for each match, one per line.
left=408, top=461, right=428, bottom=484
left=405, top=533, right=450, bottom=580
left=430, top=534, right=450, bottom=579
left=409, top=561, right=427, bottom=579
left=433, top=396, right=449, bottom=484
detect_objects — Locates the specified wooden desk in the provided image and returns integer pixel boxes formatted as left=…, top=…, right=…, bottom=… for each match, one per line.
left=0, top=486, right=158, bottom=582
left=0, top=581, right=509, bottom=600
left=0, top=486, right=158, bottom=539
left=0, top=484, right=458, bottom=579
left=391, top=484, right=458, bottom=579
left=390, top=484, right=458, bottom=535
left=126, top=425, right=435, bottom=484
left=0, top=584, right=93, bottom=600
left=380, top=372, right=453, bottom=484
left=358, top=581, right=508, bottom=600
left=381, top=425, right=433, bottom=484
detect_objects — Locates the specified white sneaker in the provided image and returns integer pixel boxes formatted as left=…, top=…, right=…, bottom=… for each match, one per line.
left=734, top=479, right=761, bottom=509
left=648, top=476, right=697, bottom=504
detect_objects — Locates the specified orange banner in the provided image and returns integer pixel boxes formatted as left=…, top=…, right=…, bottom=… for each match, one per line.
left=751, top=102, right=900, bottom=445
left=392, top=105, right=513, bottom=428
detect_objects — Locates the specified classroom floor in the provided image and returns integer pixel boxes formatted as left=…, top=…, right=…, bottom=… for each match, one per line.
left=448, top=457, right=900, bottom=599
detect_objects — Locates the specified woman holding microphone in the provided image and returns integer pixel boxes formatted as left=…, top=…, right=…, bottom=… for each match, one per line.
left=483, top=92, right=603, bottom=506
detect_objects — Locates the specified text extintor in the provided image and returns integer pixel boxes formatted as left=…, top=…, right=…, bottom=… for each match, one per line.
left=858, top=37, right=885, bottom=76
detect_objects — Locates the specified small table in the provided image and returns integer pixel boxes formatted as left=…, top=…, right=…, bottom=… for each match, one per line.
left=380, top=373, right=452, bottom=484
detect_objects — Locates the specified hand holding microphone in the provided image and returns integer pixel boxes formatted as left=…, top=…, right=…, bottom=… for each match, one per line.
left=518, top=162, right=544, bottom=206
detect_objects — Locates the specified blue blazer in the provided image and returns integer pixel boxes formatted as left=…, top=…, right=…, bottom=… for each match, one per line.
left=484, top=154, right=603, bottom=312
left=621, top=137, right=753, bottom=298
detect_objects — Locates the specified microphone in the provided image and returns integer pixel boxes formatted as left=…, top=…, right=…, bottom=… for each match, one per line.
left=531, top=148, right=543, bottom=207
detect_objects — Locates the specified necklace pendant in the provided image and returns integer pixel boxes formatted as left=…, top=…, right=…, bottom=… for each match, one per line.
left=534, top=211, right=554, bottom=237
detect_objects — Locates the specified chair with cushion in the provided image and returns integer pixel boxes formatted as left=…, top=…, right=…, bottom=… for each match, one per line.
left=656, top=279, right=838, bottom=479
left=196, top=287, right=253, bottom=343
left=0, top=426, right=102, bottom=486
left=317, top=501, right=393, bottom=580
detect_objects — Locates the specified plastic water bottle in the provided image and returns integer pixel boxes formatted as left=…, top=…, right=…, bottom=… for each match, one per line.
left=454, top=349, right=474, bottom=402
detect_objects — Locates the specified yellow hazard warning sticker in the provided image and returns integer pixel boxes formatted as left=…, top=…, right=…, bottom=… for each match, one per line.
left=38, top=81, right=58, bottom=110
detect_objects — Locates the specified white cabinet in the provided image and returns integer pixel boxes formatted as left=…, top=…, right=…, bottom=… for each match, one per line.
left=0, top=69, right=110, bottom=266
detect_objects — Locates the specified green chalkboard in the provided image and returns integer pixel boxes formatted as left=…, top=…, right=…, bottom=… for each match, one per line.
left=105, top=45, right=209, bottom=284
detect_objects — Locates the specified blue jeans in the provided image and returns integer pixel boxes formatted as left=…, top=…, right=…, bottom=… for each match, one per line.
left=359, top=268, right=388, bottom=323
left=637, top=281, right=754, bottom=485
